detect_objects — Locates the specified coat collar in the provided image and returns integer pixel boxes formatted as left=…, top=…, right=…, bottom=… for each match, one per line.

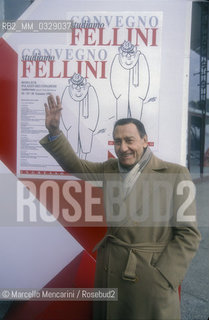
left=146, top=154, right=168, bottom=172
left=107, top=154, right=168, bottom=173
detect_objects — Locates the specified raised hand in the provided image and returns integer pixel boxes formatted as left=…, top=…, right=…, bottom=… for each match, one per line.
left=44, top=94, right=62, bottom=136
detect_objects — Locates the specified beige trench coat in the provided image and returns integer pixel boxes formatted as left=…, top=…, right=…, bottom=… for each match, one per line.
left=40, top=133, right=201, bottom=320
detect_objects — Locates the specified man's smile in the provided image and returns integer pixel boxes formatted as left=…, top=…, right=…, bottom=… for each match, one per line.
left=119, top=152, right=134, bottom=158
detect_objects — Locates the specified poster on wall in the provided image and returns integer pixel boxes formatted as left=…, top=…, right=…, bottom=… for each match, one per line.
left=17, top=12, right=163, bottom=178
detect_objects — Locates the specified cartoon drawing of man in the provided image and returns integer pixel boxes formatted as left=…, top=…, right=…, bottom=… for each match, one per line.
left=60, top=73, right=99, bottom=159
left=110, top=41, right=150, bottom=120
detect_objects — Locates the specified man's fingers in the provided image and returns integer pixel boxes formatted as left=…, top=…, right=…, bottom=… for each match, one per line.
left=47, top=94, right=56, bottom=109
left=47, top=94, right=62, bottom=111
left=56, top=95, right=61, bottom=106
left=56, top=95, right=63, bottom=111
left=44, top=103, right=50, bottom=115
left=47, top=95, right=52, bottom=109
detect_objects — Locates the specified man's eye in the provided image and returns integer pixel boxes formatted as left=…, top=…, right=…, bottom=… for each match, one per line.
left=114, top=141, right=121, bottom=145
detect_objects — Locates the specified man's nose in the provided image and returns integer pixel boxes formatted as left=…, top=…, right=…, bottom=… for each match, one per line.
left=120, top=141, right=128, bottom=152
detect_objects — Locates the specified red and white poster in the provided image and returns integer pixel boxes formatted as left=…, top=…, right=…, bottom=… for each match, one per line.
left=17, top=12, right=163, bottom=178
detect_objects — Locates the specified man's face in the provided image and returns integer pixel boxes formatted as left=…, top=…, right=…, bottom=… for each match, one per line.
left=118, top=50, right=140, bottom=70
left=69, top=83, right=89, bottom=101
left=113, top=123, right=148, bottom=168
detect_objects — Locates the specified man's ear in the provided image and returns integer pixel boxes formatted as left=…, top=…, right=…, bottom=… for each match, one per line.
left=143, top=135, right=148, bottom=147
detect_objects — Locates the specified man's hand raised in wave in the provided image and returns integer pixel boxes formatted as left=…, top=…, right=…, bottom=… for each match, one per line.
left=44, top=94, right=62, bottom=136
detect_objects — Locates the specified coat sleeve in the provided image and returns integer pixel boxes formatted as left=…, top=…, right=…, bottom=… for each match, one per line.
left=154, top=166, right=201, bottom=290
left=39, top=132, right=105, bottom=181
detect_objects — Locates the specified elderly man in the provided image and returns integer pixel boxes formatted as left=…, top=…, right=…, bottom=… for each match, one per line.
left=40, top=95, right=200, bottom=320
